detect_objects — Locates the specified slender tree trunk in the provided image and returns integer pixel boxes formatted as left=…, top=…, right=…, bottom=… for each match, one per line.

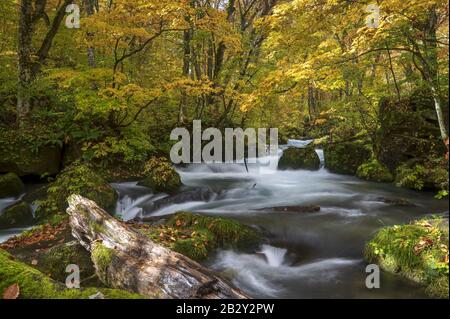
left=179, top=29, right=191, bottom=124
left=424, top=5, right=448, bottom=144
left=17, top=0, right=33, bottom=123
left=84, top=0, right=97, bottom=67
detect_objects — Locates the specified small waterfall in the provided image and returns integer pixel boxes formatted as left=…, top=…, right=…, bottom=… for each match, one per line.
left=315, top=149, right=325, bottom=168
left=287, top=139, right=314, bottom=148
left=115, top=193, right=154, bottom=221
left=260, top=244, right=287, bottom=267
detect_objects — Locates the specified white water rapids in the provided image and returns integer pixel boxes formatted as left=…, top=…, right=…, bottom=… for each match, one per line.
left=108, top=144, right=447, bottom=298
left=1, top=141, right=448, bottom=298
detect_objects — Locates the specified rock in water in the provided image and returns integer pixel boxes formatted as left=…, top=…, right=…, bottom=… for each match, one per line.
left=67, top=195, right=247, bottom=299
left=0, top=201, right=33, bottom=229
left=278, top=147, right=321, bottom=170
left=0, top=173, right=25, bottom=198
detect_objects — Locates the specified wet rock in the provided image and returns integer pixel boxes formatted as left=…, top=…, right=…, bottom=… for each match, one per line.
left=138, top=157, right=182, bottom=194
left=0, top=201, right=33, bottom=229
left=0, top=173, right=25, bottom=198
left=375, top=197, right=415, bottom=207
left=261, top=205, right=321, bottom=213
left=278, top=147, right=321, bottom=170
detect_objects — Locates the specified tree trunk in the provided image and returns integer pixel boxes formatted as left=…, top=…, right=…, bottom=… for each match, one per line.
left=67, top=195, right=248, bottom=299
left=17, top=0, right=33, bottom=122
left=17, top=0, right=72, bottom=124
left=84, top=0, right=97, bottom=67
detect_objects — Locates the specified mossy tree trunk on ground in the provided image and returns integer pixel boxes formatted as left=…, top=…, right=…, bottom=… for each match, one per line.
left=67, top=195, right=248, bottom=299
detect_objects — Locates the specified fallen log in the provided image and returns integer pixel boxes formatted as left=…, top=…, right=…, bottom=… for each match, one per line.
left=67, top=195, right=248, bottom=299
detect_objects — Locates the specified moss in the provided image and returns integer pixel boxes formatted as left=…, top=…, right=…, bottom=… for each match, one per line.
left=30, top=241, right=100, bottom=286
left=324, top=141, right=371, bottom=175
left=91, top=242, right=114, bottom=282
left=278, top=147, right=320, bottom=170
left=0, top=248, right=142, bottom=299
left=0, top=201, right=33, bottom=229
left=138, top=212, right=259, bottom=261
left=374, top=92, right=446, bottom=172
left=34, top=162, right=118, bottom=220
left=395, top=162, right=449, bottom=191
left=0, top=124, right=63, bottom=177
left=0, top=173, right=25, bottom=198
left=357, top=159, right=394, bottom=183
left=139, top=157, right=181, bottom=194
left=365, top=217, right=449, bottom=299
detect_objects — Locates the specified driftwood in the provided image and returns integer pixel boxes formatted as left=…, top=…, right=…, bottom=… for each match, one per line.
left=67, top=195, right=247, bottom=299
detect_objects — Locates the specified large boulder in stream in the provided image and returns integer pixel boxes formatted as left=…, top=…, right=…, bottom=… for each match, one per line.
left=278, top=147, right=321, bottom=170
left=35, top=163, right=117, bottom=220
left=0, top=201, right=33, bottom=229
left=0, top=173, right=25, bottom=198
left=324, top=141, right=371, bottom=175
left=138, top=157, right=182, bottom=194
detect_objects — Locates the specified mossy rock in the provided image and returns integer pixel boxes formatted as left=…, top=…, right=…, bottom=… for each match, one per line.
left=365, top=218, right=449, bottom=299
left=395, top=162, right=449, bottom=191
left=357, top=159, right=394, bottom=183
left=0, top=248, right=142, bottom=299
left=23, top=241, right=101, bottom=286
left=0, top=143, right=62, bottom=177
left=374, top=91, right=446, bottom=172
left=35, top=163, right=118, bottom=220
left=278, top=147, right=320, bottom=170
left=0, top=173, right=25, bottom=198
left=139, top=157, right=181, bottom=194
left=137, top=212, right=259, bottom=261
left=324, top=141, right=371, bottom=175
left=0, top=201, right=33, bottom=229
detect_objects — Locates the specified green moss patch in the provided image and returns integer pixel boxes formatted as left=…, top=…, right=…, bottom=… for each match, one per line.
left=0, top=248, right=142, bottom=299
left=34, top=162, right=117, bottom=220
left=136, top=212, right=259, bottom=261
left=365, top=217, right=449, bottom=298
left=278, top=147, right=320, bottom=170
left=357, top=159, right=394, bottom=183
left=139, top=157, right=181, bottom=194
left=395, top=162, right=448, bottom=192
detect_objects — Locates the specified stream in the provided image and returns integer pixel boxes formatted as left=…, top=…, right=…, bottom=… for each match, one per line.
left=1, top=145, right=448, bottom=298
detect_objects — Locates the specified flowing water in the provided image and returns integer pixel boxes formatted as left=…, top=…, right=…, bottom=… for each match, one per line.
left=110, top=149, right=448, bottom=299
left=1, top=146, right=448, bottom=298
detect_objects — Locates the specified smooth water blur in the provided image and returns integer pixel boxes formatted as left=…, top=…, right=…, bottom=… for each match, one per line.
left=110, top=156, right=448, bottom=299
